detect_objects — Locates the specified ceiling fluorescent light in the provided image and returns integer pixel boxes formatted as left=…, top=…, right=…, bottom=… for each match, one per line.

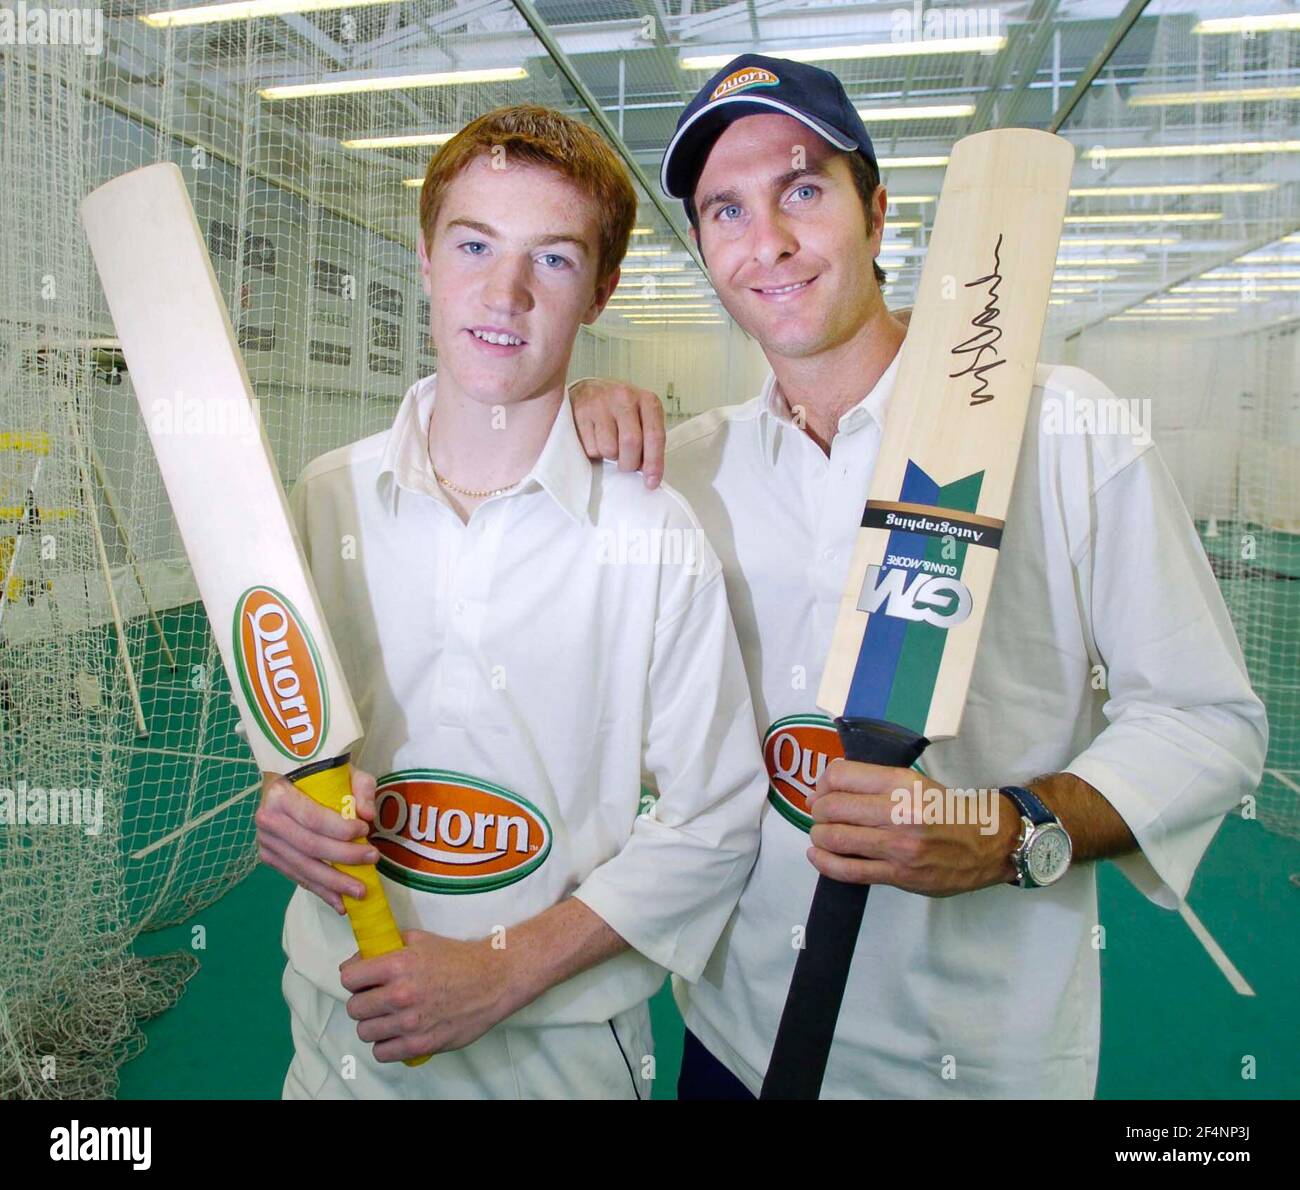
left=262, top=66, right=527, bottom=100
left=1210, top=271, right=1300, bottom=279
left=1054, top=256, right=1143, bottom=265
left=141, top=0, right=398, bottom=28
left=608, top=294, right=711, bottom=301
left=1129, top=86, right=1300, bottom=106
left=681, top=37, right=1006, bottom=70
left=1086, top=140, right=1300, bottom=162
left=879, top=155, right=950, bottom=168
left=1174, top=283, right=1300, bottom=293
left=618, top=280, right=703, bottom=288
left=608, top=303, right=717, bottom=311
left=1195, top=15, right=1300, bottom=34
left=1060, top=236, right=1177, bottom=246
left=1070, top=183, right=1274, bottom=197
left=343, top=132, right=454, bottom=150
left=857, top=103, right=976, bottom=121
left=1065, top=213, right=1222, bottom=224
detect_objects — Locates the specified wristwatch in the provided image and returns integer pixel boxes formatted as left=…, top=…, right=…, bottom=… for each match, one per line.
left=1000, top=785, right=1073, bottom=888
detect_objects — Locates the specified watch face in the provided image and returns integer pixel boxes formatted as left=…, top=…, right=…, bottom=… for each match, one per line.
left=1027, top=826, right=1072, bottom=885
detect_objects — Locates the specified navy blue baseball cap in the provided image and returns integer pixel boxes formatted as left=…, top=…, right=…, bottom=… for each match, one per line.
left=660, top=53, right=878, bottom=203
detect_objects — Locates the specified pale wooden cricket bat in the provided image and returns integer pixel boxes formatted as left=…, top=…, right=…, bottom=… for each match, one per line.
left=81, top=163, right=429, bottom=1067
left=760, top=128, right=1075, bottom=1099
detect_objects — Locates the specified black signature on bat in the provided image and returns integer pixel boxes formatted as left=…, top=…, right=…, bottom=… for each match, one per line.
left=950, top=233, right=1006, bottom=406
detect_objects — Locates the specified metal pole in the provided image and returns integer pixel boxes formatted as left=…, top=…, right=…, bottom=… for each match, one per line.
left=1048, top=0, right=1152, bottom=134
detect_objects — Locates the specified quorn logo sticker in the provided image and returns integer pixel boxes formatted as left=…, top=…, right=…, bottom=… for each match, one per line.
left=233, top=585, right=328, bottom=762
left=763, top=714, right=843, bottom=833
left=372, top=769, right=552, bottom=894
left=710, top=66, right=780, bottom=102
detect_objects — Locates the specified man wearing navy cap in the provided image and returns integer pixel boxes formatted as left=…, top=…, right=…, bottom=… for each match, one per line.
left=573, top=55, right=1265, bottom=1099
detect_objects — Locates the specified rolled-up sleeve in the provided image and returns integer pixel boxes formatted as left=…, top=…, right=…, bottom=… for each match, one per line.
left=573, top=566, right=767, bottom=982
left=1065, top=446, right=1268, bottom=907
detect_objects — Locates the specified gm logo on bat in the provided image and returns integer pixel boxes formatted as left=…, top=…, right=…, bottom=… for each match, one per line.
left=859, top=563, right=973, bottom=627
left=233, top=585, right=329, bottom=761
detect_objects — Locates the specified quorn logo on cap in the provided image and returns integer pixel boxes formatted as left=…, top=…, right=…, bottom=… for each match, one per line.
left=763, top=714, right=843, bottom=832
left=371, top=769, right=552, bottom=894
left=233, top=585, right=328, bottom=762
left=710, top=66, right=780, bottom=102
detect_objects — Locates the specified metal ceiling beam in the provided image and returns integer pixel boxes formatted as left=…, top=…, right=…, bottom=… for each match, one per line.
left=509, top=0, right=706, bottom=271
left=969, top=0, right=1061, bottom=133
left=1065, top=217, right=1300, bottom=339
left=674, top=0, right=787, bottom=39
left=1048, top=0, right=1151, bottom=133
left=632, top=0, right=690, bottom=104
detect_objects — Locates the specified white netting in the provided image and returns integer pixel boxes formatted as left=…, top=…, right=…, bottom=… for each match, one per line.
left=1046, top=5, right=1300, bottom=839
left=0, top=0, right=750, bottom=1099
left=2, top=0, right=1295, bottom=1102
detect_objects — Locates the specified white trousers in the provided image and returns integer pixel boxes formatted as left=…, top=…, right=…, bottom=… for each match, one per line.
left=281, top=962, right=655, bottom=1100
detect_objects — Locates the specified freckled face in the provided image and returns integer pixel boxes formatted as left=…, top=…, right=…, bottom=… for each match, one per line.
left=693, top=114, right=883, bottom=361
left=418, top=155, right=618, bottom=407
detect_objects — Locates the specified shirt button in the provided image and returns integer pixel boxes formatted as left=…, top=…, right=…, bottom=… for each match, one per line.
left=823, top=549, right=836, bottom=562
left=454, top=600, right=466, bottom=614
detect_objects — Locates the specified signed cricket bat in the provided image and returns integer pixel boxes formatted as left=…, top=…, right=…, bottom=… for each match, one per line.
left=760, top=128, right=1074, bottom=1099
left=81, top=163, right=428, bottom=1067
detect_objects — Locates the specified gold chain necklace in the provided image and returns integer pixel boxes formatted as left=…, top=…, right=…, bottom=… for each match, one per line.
left=431, top=466, right=522, bottom=499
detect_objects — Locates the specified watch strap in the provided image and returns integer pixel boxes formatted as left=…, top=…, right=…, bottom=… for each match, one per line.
left=1000, top=784, right=1056, bottom=827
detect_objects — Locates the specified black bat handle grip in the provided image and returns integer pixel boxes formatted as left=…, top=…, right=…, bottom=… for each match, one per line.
left=758, top=716, right=928, bottom=1100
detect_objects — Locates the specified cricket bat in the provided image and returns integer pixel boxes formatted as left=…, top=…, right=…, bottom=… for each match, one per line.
left=759, top=128, right=1075, bottom=1099
left=80, top=163, right=428, bottom=1067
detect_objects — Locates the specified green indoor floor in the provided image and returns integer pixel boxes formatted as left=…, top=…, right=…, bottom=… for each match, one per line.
left=116, top=811, right=1300, bottom=1100
left=98, top=524, right=1299, bottom=1100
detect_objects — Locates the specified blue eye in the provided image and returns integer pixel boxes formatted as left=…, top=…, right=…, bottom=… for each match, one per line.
left=717, top=203, right=742, bottom=222
left=461, top=241, right=488, bottom=255
left=539, top=253, right=570, bottom=270
left=791, top=184, right=818, bottom=202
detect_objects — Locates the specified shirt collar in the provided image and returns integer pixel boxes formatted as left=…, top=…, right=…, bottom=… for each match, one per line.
left=756, top=346, right=902, bottom=463
left=378, top=374, right=593, bottom=525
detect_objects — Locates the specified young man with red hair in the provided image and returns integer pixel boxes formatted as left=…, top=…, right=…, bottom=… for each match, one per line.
left=256, top=106, right=766, bottom=1099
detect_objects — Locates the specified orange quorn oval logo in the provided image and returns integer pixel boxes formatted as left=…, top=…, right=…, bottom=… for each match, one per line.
left=232, top=585, right=329, bottom=762
left=371, top=770, right=552, bottom=894
left=763, top=714, right=843, bottom=833
left=710, top=66, right=780, bottom=102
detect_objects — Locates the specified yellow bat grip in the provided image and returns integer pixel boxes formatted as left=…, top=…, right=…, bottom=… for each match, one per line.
left=291, top=757, right=431, bottom=1068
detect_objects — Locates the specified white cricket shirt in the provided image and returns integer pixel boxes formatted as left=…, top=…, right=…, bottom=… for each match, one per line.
left=668, top=353, right=1268, bottom=1098
left=281, top=375, right=767, bottom=1030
